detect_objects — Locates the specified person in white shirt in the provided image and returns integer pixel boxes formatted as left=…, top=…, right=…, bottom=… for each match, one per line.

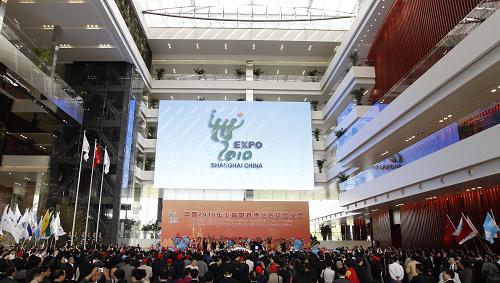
left=320, top=260, right=335, bottom=283
left=438, top=269, right=462, bottom=283
left=388, top=257, right=405, bottom=283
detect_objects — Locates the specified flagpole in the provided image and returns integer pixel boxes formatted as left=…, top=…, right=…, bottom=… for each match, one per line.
left=83, top=139, right=97, bottom=250
left=71, top=130, right=86, bottom=247
left=95, top=146, right=106, bottom=243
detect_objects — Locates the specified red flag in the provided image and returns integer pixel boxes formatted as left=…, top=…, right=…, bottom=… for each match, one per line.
left=93, top=143, right=101, bottom=168
left=444, top=216, right=455, bottom=246
left=454, top=216, right=477, bottom=245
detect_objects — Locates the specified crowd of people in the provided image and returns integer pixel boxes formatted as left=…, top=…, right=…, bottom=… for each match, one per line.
left=0, top=242, right=499, bottom=283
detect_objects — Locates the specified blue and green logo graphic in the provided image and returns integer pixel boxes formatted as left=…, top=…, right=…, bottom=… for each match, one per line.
left=208, top=110, right=263, bottom=167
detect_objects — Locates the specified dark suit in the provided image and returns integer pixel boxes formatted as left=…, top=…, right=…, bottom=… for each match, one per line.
left=410, top=274, right=435, bottom=283
left=332, top=278, right=350, bottom=283
left=220, top=278, right=239, bottom=283
left=0, top=277, right=17, bottom=283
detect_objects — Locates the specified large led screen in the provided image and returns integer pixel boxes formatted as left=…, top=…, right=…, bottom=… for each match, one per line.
left=154, top=101, right=314, bottom=190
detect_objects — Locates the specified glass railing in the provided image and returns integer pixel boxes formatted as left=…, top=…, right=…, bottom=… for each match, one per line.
left=337, top=0, right=499, bottom=148
left=152, top=73, right=323, bottom=82
left=0, top=17, right=83, bottom=123
left=337, top=102, right=356, bottom=125
left=339, top=101, right=500, bottom=191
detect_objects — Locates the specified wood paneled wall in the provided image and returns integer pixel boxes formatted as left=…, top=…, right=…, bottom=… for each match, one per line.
left=371, top=210, right=392, bottom=248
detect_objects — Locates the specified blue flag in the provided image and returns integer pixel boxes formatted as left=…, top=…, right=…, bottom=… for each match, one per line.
left=483, top=212, right=499, bottom=244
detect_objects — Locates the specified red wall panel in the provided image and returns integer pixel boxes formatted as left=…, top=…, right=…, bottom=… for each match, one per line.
left=399, top=186, right=500, bottom=250
left=371, top=210, right=392, bottom=248
left=367, top=0, right=481, bottom=102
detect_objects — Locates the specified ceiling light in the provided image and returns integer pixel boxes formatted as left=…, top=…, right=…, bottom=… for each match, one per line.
left=196, top=43, right=199, bottom=49
left=20, top=134, right=28, bottom=139
left=276, top=69, right=280, bottom=75
left=98, top=43, right=112, bottom=48
left=471, top=187, right=476, bottom=190
left=42, top=24, right=54, bottom=29
left=168, top=43, right=171, bottom=49
left=277, top=97, right=281, bottom=101
left=374, top=18, right=377, bottom=21
left=59, top=44, right=72, bottom=48
left=302, top=70, right=305, bottom=75
left=443, top=117, right=448, bottom=120
left=491, top=89, right=497, bottom=93
left=378, top=12, right=381, bottom=15
left=39, top=145, right=46, bottom=150
left=382, top=5, right=385, bottom=8
left=363, top=34, right=366, bottom=37
left=308, top=45, right=312, bottom=51
left=447, top=114, right=452, bottom=118
left=280, top=44, right=284, bottom=51
left=170, top=96, right=174, bottom=100
left=357, top=44, right=360, bottom=47
left=371, top=209, right=378, bottom=212
left=303, top=98, right=308, bottom=102
left=477, top=186, right=482, bottom=189
left=334, top=45, right=339, bottom=52
left=8, top=173, right=11, bottom=175
left=85, top=24, right=100, bottom=29
left=438, top=120, right=443, bottom=123
left=224, top=43, right=227, bottom=50
left=367, top=30, right=370, bottom=32
left=466, top=189, right=470, bottom=192
left=497, top=85, right=500, bottom=88
left=172, top=68, right=176, bottom=74
left=370, top=24, right=373, bottom=27
left=252, top=43, right=255, bottom=50
left=360, top=39, right=363, bottom=42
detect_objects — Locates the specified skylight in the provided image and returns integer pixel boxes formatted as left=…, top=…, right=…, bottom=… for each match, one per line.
left=133, top=0, right=359, bottom=31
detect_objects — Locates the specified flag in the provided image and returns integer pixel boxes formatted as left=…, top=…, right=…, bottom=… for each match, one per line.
left=50, top=212, right=65, bottom=240
left=44, top=213, right=52, bottom=238
left=444, top=216, right=455, bottom=246
left=34, top=215, right=42, bottom=241
left=0, top=205, right=21, bottom=243
left=16, top=210, right=30, bottom=240
left=82, top=131, right=90, bottom=161
left=103, top=147, right=110, bottom=174
left=453, top=215, right=477, bottom=245
left=26, top=209, right=36, bottom=238
left=39, top=210, right=51, bottom=238
left=14, top=204, right=22, bottom=223
left=93, top=143, right=101, bottom=168
left=483, top=212, right=499, bottom=244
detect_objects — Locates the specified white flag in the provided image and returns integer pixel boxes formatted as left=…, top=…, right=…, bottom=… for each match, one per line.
left=104, top=147, right=110, bottom=174
left=0, top=205, right=21, bottom=243
left=14, top=204, right=22, bottom=223
left=16, top=210, right=30, bottom=240
left=50, top=212, right=65, bottom=240
left=82, top=131, right=90, bottom=162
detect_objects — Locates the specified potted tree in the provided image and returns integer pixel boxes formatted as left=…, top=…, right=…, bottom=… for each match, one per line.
left=319, top=224, right=332, bottom=241
left=307, top=69, right=319, bottom=82
left=193, top=68, right=206, bottom=80
left=312, top=128, right=322, bottom=141
left=236, top=98, right=245, bottom=101
left=338, top=173, right=349, bottom=183
left=145, top=158, right=155, bottom=171
left=334, top=128, right=346, bottom=138
left=150, top=98, right=159, bottom=109
left=136, top=156, right=144, bottom=169
left=235, top=68, right=245, bottom=80
left=316, top=159, right=326, bottom=173
left=310, top=101, right=319, bottom=111
left=155, top=68, right=166, bottom=80
left=255, top=97, right=264, bottom=101
left=349, top=51, right=359, bottom=66
left=34, top=48, right=50, bottom=68
left=351, top=87, right=367, bottom=105
left=253, top=68, right=265, bottom=80
left=197, top=97, right=206, bottom=101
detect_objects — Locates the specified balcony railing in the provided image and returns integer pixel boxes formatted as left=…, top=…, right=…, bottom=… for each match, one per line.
left=0, top=17, right=83, bottom=122
left=337, top=0, right=499, bottom=147
left=153, top=73, right=322, bottom=82
left=339, top=101, right=500, bottom=191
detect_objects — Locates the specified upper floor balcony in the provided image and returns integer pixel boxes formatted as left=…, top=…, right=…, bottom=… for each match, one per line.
left=339, top=101, right=500, bottom=193
left=152, top=73, right=322, bottom=83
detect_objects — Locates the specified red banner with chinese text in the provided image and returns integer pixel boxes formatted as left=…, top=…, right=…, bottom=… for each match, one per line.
left=161, top=200, right=309, bottom=245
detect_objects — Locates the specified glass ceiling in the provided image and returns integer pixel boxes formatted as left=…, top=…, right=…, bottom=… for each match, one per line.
left=133, top=0, right=360, bottom=30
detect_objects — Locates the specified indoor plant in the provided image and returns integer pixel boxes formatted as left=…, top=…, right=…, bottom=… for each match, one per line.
left=338, top=173, right=349, bottom=183
left=312, top=128, right=322, bottom=141
left=349, top=51, right=359, bottom=66
left=253, top=68, right=265, bottom=80
left=310, top=101, right=319, bottom=111
left=255, top=97, right=264, bottom=101
left=316, top=159, right=326, bottom=173
left=334, top=128, right=346, bottom=138
left=235, top=68, right=245, bottom=80
left=194, top=68, right=205, bottom=80
left=351, top=87, right=367, bottom=105
left=307, top=69, right=319, bottom=82
left=155, top=68, right=165, bottom=80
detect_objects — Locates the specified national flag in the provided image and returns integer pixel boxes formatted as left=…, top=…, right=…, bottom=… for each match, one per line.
left=483, top=212, right=499, bottom=244
left=27, top=209, right=37, bottom=238
left=50, top=212, right=65, bottom=240
left=453, top=215, right=477, bottom=245
left=103, top=147, right=110, bottom=174
left=444, top=215, right=455, bottom=246
left=93, top=143, right=101, bottom=168
left=39, top=210, right=51, bottom=237
left=82, top=131, right=90, bottom=162
left=34, top=216, right=42, bottom=241
left=44, top=213, right=52, bottom=238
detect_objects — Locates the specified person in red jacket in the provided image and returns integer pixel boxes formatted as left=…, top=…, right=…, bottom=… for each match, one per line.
left=345, top=260, right=360, bottom=283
